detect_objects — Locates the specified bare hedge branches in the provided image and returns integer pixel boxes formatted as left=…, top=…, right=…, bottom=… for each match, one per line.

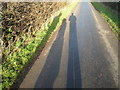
left=2, top=2, right=66, bottom=59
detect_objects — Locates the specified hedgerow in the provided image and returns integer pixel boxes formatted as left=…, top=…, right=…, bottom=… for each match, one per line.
left=1, top=2, right=78, bottom=89
left=1, top=2, right=67, bottom=89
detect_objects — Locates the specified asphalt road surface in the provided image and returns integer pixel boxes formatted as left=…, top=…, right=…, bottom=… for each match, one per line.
left=20, top=2, right=118, bottom=88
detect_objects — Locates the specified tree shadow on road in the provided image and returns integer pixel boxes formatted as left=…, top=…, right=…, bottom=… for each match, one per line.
left=34, top=19, right=66, bottom=88
left=67, top=13, right=82, bottom=88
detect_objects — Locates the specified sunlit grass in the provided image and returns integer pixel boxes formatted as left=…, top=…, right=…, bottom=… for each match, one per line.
left=92, top=2, right=120, bottom=39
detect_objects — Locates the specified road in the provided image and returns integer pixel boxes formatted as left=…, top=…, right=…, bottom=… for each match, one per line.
left=19, top=2, right=118, bottom=88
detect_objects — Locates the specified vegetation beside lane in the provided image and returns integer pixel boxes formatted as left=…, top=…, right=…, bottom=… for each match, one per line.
left=1, top=2, right=78, bottom=89
left=91, top=2, right=120, bottom=39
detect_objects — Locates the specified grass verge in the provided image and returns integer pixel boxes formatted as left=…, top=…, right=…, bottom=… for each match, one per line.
left=91, top=2, right=120, bottom=39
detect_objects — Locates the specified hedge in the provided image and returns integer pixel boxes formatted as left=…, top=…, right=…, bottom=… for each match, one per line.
left=1, top=2, right=78, bottom=89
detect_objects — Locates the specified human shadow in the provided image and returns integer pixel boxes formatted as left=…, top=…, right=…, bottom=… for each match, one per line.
left=34, top=19, right=67, bottom=88
left=67, top=13, right=82, bottom=88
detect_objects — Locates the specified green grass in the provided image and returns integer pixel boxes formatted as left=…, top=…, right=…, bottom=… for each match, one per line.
left=2, top=2, right=78, bottom=89
left=92, top=2, right=120, bottom=39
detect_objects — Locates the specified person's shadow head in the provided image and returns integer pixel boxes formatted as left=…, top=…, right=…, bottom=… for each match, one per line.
left=71, top=13, right=74, bottom=16
left=69, top=13, right=77, bottom=24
